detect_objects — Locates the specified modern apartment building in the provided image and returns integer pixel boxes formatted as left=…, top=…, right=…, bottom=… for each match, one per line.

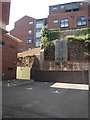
left=10, top=16, right=47, bottom=52
left=10, top=16, right=35, bottom=52
left=0, top=1, right=22, bottom=80
left=35, top=18, right=47, bottom=48
left=10, top=0, right=89, bottom=52
left=48, top=1, right=90, bottom=30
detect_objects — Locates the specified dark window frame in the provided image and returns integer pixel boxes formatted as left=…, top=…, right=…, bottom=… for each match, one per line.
left=72, top=3, right=79, bottom=11
left=66, top=3, right=79, bottom=12
left=0, top=40, right=5, bottom=46
left=29, top=21, right=33, bottom=25
left=79, top=2, right=83, bottom=6
left=28, top=30, right=32, bottom=34
left=8, top=67, right=14, bottom=71
left=77, top=16, right=86, bottom=26
left=60, top=19, right=69, bottom=28
left=35, top=40, right=41, bottom=48
left=60, top=5, right=64, bottom=10
left=9, top=45, right=15, bottom=49
left=27, top=38, right=32, bottom=44
left=51, top=5, right=59, bottom=11
left=66, top=3, right=72, bottom=12
left=88, top=16, right=90, bottom=21
left=53, top=19, right=59, bottom=25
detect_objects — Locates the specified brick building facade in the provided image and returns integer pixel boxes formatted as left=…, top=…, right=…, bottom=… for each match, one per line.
left=10, top=0, right=90, bottom=53
left=0, top=1, right=22, bottom=80
left=1, top=34, right=21, bottom=80
left=10, top=17, right=47, bottom=52
left=10, top=16, right=35, bottom=52
left=48, top=1, right=90, bottom=30
left=0, top=1, right=11, bottom=30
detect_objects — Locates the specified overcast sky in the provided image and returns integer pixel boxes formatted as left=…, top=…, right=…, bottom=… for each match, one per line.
left=6, top=0, right=84, bottom=31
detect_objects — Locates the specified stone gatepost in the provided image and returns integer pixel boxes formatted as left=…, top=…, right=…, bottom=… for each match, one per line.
left=55, top=39, right=68, bottom=62
left=40, top=49, right=44, bottom=70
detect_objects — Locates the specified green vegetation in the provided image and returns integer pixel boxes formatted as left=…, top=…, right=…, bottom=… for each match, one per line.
left=66, top=28, right=90, bottom=48
left=41, top=26, right=58, bottom=60
left=48, top=29, right=61, bottom=41
left=74, top=28, right=90, bottom=36
left=44, top=41, right=55, bottom=61
left=41, top=26, right=61, bottom=49
left=65, top=28, right=90, bottom=56
left=41, top=27, right=90, bottom=57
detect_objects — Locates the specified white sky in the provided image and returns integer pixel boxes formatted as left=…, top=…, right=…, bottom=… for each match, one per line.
left=6, top=0, right=84, bottom=31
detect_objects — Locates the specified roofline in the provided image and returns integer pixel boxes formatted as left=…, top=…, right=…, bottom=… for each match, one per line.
left=14, top=15, right=35, bottom=24
left=5, top=33, right=22, bottom=43
left=36, top=18, right=47, bottom=21
left=17, top=48, right=40, bottom=57
left=0, top=28, right=8, bottom=35
left=49, top=0, right=85, bottom=7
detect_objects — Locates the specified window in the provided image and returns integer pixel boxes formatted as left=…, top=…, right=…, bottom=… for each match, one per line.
left=36, top=23, right=44, bottom=28
left=36, top=32, right=41, bottom=38
left=29, top=21, right=33, bottom=25
left=60, top=5, right=64, bottom=10
left=9, top=45, right=15, bottom=49
left=36, top=29, right=41, bottom=32
left=36, top=21, right=44, bottom=29
left=27, top=38, right=32, bottom=44
left=66, top=4, right=72, bottom=12
left=53, top=20, right=59, bottom=25
left=28, top=48, right=32, bottom=50
left=52, top=5, right=58, bottom=11
left=66, top=3, right=79, bottom=12
left=60, top=19, right=69, bottom=27
left=72, top=3, right=79, bottom=11
left=37, top=20, right=44, bottom=24
left=8, top=67, right=14, bottom=71
left=35, top=41, right=41, bottom=47
left=77, top=16, right=86, bottom=26
left=28, top=30, right=32, bottom=34
left=0, top=41, right=5, bottom=46
left=88, top=16, right=90, bottom=21
left=80, top=2, right=83, bottom=6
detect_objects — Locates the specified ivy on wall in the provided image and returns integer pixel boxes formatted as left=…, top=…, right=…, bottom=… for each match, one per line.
left=65, top=28, right=90, bottom=48
left=41, top=26, right=61, bottom=49
left=41, top=27, right=90, bottom=60
left=41, top=26, right=60, bottom=60
left=66, top=28, right=90, bottom=57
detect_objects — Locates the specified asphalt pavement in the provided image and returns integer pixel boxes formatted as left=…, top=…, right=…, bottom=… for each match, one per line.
left=2, top=79, right=88, bottom=118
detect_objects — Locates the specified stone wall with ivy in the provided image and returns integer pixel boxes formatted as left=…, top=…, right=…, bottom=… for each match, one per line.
left=68, top=40, right=89, bottom=62
left=44, top=42, right=55, bottom=61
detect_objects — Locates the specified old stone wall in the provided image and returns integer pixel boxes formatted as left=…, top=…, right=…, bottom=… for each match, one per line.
left=55, top=39, right=68, bottom=61
left=68, top=41, right=88, bottom=62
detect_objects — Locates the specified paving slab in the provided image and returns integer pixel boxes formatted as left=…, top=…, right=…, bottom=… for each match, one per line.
left=50, top=83, right=89, bottom=90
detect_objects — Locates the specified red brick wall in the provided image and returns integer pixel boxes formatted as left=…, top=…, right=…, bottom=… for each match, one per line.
left=48, top=1, right=89, bottom=30
left=0, top=44, right=2, bottom=80
left=10, top=16, right=35, bottom=52
left=1, top=34, right=18, bottom=80
left=0, top=1, right=10, bottom=25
